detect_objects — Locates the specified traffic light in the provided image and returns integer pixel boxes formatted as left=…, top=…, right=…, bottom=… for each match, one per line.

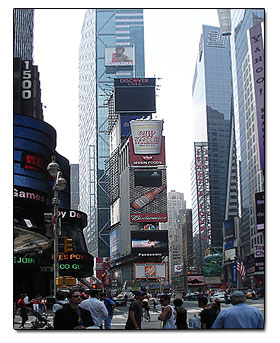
left=65, top=277, right=76, bottom=286
left=64, top=238, right=73, bottom=252
left=56, top=276, right=63, bottom=286
left=100, top=273, right=106, bottom=281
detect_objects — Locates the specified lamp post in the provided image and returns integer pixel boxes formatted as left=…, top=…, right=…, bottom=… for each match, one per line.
left=47, top=155, right=66, bottom=296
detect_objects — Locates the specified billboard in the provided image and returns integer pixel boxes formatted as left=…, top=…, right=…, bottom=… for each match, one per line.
left=130, top=168, right=167, bottom=223
left=121, top=115, right=146, bottom=137
left=110, top=227, right=121, bottom=261
left=224, top=247, right=237, bottom=264
left=254, top=244, right=264, bottom=258
left=129, top=136, right=166, bottom=166
left=134, top=263, right=166, bottom=279
left=114, top=78, right=156, bottom=113
left=105, top=47, right=134, bottom=67
left=194, top=143, right=211, bottom=247
left=187, top=274, right=205, bottom=286
left=255, top=192, right=264, bottom=231
left=223, top=218, right=235, bottom=240
left=131, top=230, right=168, bottom=257
left=130, top=120, right=163, bottom=155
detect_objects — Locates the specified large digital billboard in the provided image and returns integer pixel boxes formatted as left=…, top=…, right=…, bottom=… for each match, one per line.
left=187, top=274, right=205, bottom=286
left=110, top=227, right=121, bottom=261
left=130, top=168, right=167, bottom=223
left=105, top=47, right=134, bottom=67
left=255, top=192, right=264, bottom=231
left=129, top=136, right=166, bottom=166
left=224, top=248, right=237, bottom=264
left=134, top=263, right=166, bottom=279
left=223, top=218, right=235, bottom=240
left=131, top=230, right=168, bottom=257
left=114, top=78, right=156, bottom=113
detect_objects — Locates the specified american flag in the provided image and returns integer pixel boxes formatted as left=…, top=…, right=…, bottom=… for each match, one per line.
left=237, top=256, right=246, bottom=280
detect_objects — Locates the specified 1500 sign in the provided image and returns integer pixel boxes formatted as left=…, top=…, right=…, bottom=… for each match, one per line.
left=22, top=60, right=32, bottom=100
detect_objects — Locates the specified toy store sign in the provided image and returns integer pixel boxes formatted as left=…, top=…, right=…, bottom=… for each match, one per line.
left=254, top=244, right=264, bottom=258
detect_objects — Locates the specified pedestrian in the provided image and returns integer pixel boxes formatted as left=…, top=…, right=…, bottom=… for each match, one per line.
left=53, top=288, right=94, bottom=330
left=31, top=296, right=39, bottom=312
left=79, top=289, right=108, bottom=329
left=23, top=293, right=30, bottom=307
left=197, top=296, right=217, bottom=329
left=52, top=290, right=69, bottom=313
left=100, top=293, right=116, bottom=329
left=158, top=294, right=177, bottom=329
left=210, top=298, right=221, bottom=317
left=17, top=294, right=28, bottom=329
left=211, top=291, right=264, bottom=329
left=125, top=291, right=145, bottom=330
left=173, top=298, right=188, bottom=329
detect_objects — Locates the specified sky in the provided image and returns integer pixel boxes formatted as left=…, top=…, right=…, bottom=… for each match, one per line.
left=33, top=8, right=219, bottom=208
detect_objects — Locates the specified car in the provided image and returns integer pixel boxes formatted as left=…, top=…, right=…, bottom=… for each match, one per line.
left=112, top=296, right=126, bottom=306
left=245, top=291, right=254, bottom=299
left=184, top=292, right=199, bottom=301
left=210, top=292, right=226, bottom=303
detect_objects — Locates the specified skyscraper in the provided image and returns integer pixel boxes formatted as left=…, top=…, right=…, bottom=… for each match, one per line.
left=191, top=25, right=235, bottom=271
left=227, top=9, right=264, bottom=287
left=79, top=9, right=145, bottom=257
left=14, top=9, right=34, bottom=60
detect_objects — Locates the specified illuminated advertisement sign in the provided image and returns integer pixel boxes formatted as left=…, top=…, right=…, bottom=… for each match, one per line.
left=110, top=227, right=121, bottom=261
left=223, top=218, right=235, bottom=240
left=14, top=253, right=94, bottom=278
left=130, top=167, right=167, bottom=223
left=195, top=144, right=211, bottom=246
left=131, top=230, right=168, bottom=257
left=14, top=115, right=70, bottom=209
left=187, top=274, right=205, bottom=286
left=255, top=192, right=264, bottom=231
left=130, top=120, right=163, bottom=155
left=105, top=47, right=135, bottom=67
left=254, top=244, right=264, bottom=258
left=129, top=136, right=165, bottom=166
left=121, top=115, right=145, bottom=137
left=114, top=78, right=156, bottom=113
left=134, top=263, right=166, bottom=279
left=224, top=248, right=237, bottom=264
left=249, top=23, right=264, bottom=170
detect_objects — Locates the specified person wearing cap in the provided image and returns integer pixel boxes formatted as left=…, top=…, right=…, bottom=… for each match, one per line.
left=211, top=291, right=264, bottom=329
left=158, top=294, right=177, bottom=329
left=125, top=291, right=145, bottom=330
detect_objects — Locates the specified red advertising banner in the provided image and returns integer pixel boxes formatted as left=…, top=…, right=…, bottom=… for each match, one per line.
left=129, top=136, right=166, bottom=166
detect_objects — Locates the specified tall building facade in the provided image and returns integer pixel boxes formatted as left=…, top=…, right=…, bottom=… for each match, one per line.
left=191, top=25, right=236, bottom=271
left=14, top=9, right=34, bottom=60
left=79, top=9, right=145, bottom=257
left=226, top=9, right=264, bottom=287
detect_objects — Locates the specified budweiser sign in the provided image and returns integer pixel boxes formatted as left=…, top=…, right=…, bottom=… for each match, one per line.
left=130, top=213, right=168, bottom=222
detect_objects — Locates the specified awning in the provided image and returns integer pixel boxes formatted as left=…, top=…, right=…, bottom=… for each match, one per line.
left=14, top=226, right=51, bottom=255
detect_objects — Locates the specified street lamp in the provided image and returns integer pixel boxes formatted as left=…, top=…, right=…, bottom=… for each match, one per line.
left=47, top=155, right=66, bottom=296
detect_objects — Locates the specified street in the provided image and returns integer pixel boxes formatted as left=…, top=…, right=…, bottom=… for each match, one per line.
left=13, top=298, right=264, bottom=330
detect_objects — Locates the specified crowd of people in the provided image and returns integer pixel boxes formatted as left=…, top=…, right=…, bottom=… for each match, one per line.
left=15, top=287, right=264, bottom=330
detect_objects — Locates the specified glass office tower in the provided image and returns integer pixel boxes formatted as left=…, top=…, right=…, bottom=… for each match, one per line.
left=79, top=9, right=145, bottom=257
left=14, top=9, right=34, bottom=59
left=229, top=9, right=264, bottom=259
left=192, top=25, right=234, bottom=270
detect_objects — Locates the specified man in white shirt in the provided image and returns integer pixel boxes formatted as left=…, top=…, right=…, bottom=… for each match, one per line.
left=79, top=289, right=108, bottom=329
